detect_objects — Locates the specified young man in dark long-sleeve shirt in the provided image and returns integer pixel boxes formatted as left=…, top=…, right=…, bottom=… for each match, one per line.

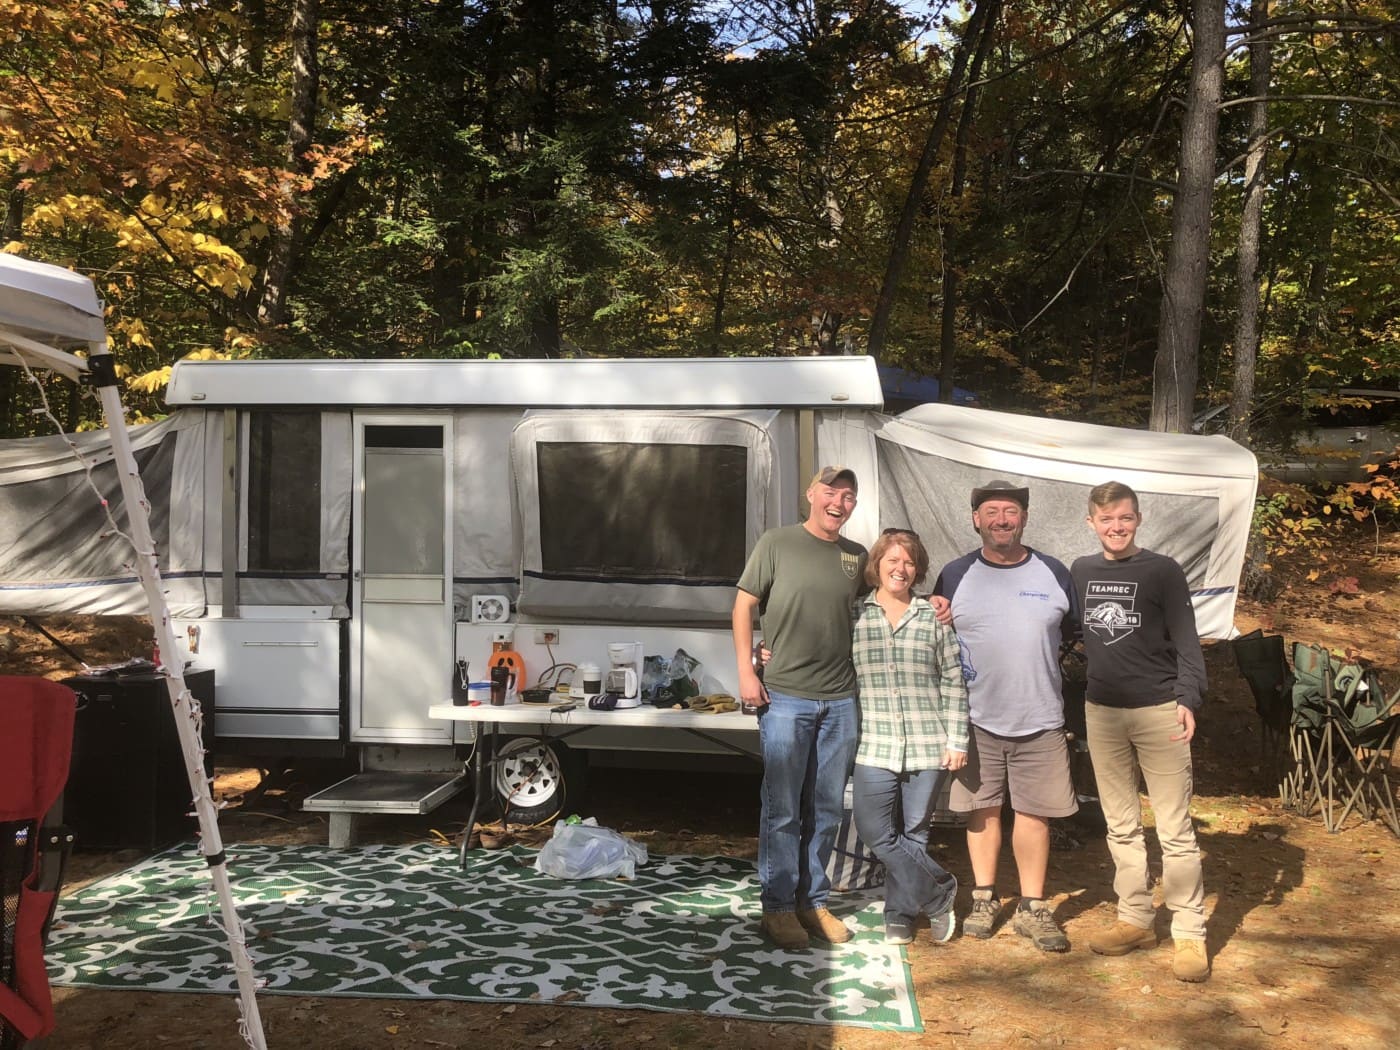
left=1071, top=481, right=1210, bottom=983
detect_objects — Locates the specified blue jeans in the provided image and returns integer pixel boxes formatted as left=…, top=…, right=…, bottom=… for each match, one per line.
left=852, top=764, right=957, bottom=924
left=757, top=690, right=859, bottom=912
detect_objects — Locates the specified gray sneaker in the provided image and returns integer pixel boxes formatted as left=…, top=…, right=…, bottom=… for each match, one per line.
left=885, top=919, right=915, bottom=945
left=1013, top=899, right=1070, bottom=952
left=963, top=889, right=1002, bottom=939
left=927, top=907, right=956, bottom=944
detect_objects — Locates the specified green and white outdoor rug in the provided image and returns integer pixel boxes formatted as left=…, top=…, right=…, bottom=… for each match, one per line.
left=47, top=842, right=921, bottom=1032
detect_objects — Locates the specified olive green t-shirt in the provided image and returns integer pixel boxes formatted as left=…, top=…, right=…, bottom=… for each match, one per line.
left=736, top=524, right=867, bottom=700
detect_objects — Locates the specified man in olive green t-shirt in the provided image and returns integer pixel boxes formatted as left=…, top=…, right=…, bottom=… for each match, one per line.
left=733, top=466, right=866, bottom=950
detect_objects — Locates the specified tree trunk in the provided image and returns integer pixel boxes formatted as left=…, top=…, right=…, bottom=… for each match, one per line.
left=1149, top=0, right=1225, bottom=432
left=2, top=181, right=23, bottom=243
left=937, top=0, right=999, bottom=401
left=258, top=0, right=319, bottom=327
left=867, top=0, right=995, bottom=359
left=1228, top=0, right=1273, bottom=444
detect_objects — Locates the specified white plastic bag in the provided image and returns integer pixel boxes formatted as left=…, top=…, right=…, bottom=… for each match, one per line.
left=533, top=818, right=649, bottom=880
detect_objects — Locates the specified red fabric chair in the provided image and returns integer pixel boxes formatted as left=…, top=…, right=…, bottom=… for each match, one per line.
left=1, top=677, right=77, bottom=1048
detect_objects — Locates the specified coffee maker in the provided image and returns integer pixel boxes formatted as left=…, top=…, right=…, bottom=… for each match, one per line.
left=606, top=642, right=643, bottom=709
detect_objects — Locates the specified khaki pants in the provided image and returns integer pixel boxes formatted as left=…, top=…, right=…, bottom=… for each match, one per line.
left=1085, top=700, right=1206, bottom=940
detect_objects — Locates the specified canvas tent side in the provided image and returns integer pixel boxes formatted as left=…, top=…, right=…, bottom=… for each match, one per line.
left=829, top=403, right=1258, bottom=639
left=0, top=253, right=267, bottom=1049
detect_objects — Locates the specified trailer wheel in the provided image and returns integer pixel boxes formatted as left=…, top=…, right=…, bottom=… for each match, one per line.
left=491, top=737, right=586, bottom=826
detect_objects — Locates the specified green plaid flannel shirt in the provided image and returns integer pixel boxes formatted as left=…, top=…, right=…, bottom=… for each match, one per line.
left=851, top=595, right=969, bottom=772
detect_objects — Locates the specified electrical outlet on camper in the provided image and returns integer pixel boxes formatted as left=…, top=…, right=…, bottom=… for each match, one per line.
left=534, top=628, right=561, bottom=646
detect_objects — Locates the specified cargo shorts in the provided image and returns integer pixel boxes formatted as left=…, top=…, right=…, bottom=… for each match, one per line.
left=949, top=724, right=1079, bottom=818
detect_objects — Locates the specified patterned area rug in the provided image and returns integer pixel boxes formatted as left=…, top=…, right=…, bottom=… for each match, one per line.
left=47, top=843, right=921, bottom=1032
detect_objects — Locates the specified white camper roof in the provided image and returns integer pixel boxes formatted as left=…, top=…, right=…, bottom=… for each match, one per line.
left=164, top=355, right=886, bottom=409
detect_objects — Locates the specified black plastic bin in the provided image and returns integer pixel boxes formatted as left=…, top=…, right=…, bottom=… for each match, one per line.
left=60, top=669, right=215, bottom=851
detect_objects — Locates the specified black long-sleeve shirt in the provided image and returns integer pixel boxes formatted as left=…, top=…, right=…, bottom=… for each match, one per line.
left=1070, top=548, right=1207, bottom=712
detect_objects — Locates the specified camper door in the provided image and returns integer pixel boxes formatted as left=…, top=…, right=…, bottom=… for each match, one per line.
left=351, top=415, right=453, bottom=743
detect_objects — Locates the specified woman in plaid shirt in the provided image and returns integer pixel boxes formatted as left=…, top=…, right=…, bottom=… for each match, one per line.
left=851, top=528, right=970, bottom=945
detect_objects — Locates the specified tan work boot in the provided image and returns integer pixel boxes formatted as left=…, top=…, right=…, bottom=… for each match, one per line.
left=1172, top=938, right=1210, bottom=982
left=797, top=907, right=852, bottom=944
left=761, top=911, right=810, bottom=950
left=1088, top=921, right=1157, bottom=956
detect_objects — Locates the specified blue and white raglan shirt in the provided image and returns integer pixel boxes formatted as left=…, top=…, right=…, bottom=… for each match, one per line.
left=933, top=548, right=1078, bottom=737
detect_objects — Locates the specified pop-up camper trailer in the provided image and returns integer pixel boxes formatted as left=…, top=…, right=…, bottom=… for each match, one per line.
left=0, top=351, right=1258, bottom=834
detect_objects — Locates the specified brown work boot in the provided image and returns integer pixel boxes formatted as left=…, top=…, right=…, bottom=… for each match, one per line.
left=797, top=907, right=852, bottom=944
left=1089, top=921, right=1158, bottom=956
left=1172, top=939, right=1211, bottom=982
left=761, top=911, right=810, bottom=950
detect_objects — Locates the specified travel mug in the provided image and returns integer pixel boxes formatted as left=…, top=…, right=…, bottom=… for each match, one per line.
left=489, top=665, right=514, bottom=706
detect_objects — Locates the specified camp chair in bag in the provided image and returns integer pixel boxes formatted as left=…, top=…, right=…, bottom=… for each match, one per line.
left=1330, top=676, right=1400, bottom=836
left=1231, top=630, right=1294, bottom=787
left=1286, top=643, right=1343, bottom=827
left=1, top=677, right=77, bottom=1050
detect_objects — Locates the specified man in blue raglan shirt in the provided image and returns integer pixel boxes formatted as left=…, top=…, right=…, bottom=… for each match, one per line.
left=933, top=480, right=1078, bottom=952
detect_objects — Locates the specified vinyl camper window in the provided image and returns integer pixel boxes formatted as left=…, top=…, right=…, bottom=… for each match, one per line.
left=245, top=410, right=321, bottom=572
left=512, top=410, right=776, bottom=620
left=535, top=441, right=748, bottom=583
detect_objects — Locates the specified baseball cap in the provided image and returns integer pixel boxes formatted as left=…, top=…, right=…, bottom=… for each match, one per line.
left=971, top=479, right=1029, bottom=510
left=810, top=465, right=858, bottom=492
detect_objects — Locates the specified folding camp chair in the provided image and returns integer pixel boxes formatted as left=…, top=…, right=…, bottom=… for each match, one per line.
left=1330, top=675, right=1400, bottom=836
left=1231, top=629, right=1294, bottom=788
left=1, top=677, right=77, bottom=1050
left=1286, top=642, right=1343, bottom=827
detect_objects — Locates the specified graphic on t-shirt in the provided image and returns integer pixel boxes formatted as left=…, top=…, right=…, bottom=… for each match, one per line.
left=1083, top=580, right=1141, bottom=644
left=840, top=551, right=860, bottom=579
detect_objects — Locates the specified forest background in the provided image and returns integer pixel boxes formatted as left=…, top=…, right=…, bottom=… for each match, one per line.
left=1, top=1, right=1397, bottom=479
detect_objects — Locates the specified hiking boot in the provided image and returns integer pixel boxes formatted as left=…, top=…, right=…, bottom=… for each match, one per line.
left=761, top=911, right=809, bottom=950
left=797, top=907, right=852, bottom=944
left=1089, top=921, right=1157, bottom=957
left=1172, top=939, right=1211, bottom=983
left=963, top=888, right=1002, bottom=939
left=1013, top=899, right=1070, bottom=952
left=885, top=919, right=915, bottom=945
left=927, top=907, right=957, bottom=945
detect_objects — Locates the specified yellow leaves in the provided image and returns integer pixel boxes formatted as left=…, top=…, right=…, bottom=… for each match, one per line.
left=114, top=317, right=154, bottom=349
left=129, top=63, right=180, bottom=103
left=127, top=56, right=205, bottom=102
left=127, top=366, right=172, bottom=394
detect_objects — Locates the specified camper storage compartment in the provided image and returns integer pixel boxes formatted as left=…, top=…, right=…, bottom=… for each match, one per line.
left=172, top=615, right=341, bottom=749
left=61, top=669, right=215, bottom=851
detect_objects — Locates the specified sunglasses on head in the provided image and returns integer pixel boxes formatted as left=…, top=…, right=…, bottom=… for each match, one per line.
left=881, top=527, right=920, bottom=539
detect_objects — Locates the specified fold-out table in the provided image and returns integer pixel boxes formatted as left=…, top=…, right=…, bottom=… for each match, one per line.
left=427, top=700, right=760, bottom=867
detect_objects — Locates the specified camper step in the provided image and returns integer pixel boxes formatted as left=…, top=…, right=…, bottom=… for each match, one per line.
left=303, top=771, right=466, bottom=847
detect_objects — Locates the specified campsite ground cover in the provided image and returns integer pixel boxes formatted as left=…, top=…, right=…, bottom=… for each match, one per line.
left=5, top=522, right=1399, bottom=1049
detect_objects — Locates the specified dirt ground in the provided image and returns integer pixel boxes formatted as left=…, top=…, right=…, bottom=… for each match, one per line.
left=4, top=521, right=1398, bottom=1049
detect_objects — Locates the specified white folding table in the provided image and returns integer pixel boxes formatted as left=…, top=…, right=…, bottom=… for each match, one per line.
left=427, top=700, right=760, bottom=866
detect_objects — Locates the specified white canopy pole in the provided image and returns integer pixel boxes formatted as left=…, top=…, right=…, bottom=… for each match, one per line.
left=83, top=344, right=268, bottom=1050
